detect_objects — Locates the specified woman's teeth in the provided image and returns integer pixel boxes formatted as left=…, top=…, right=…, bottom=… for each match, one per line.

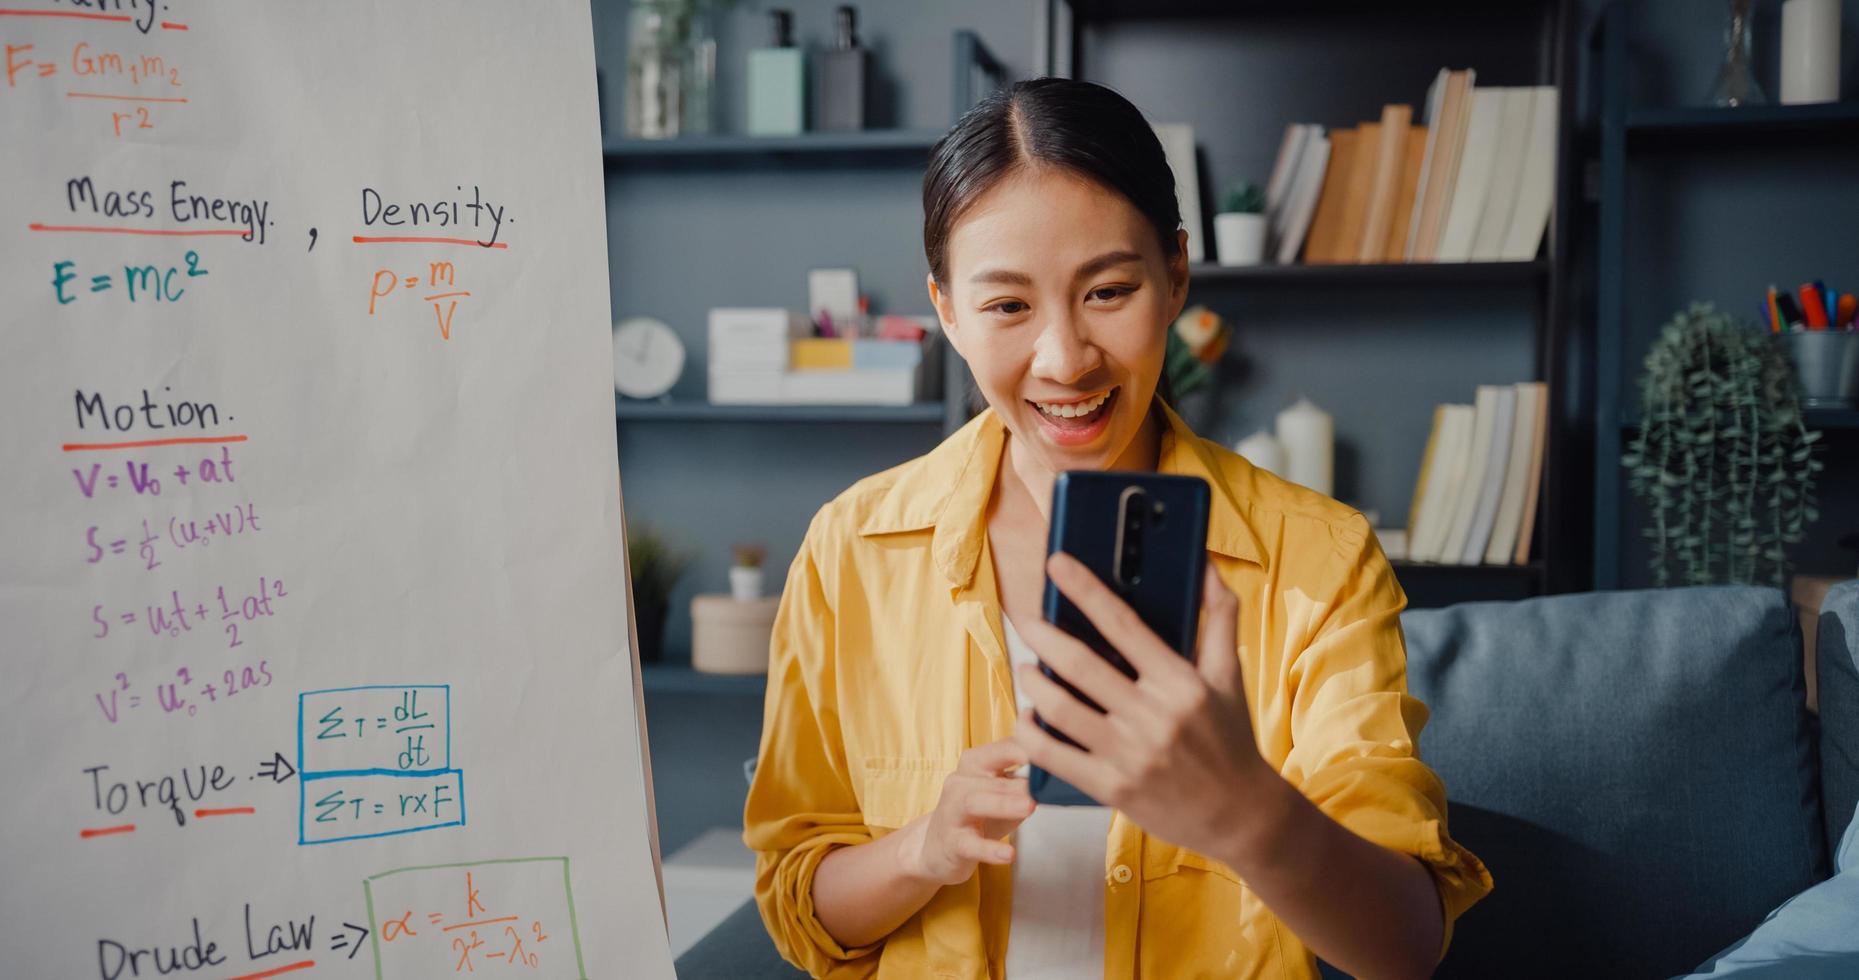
left=1034, top=390, right=1111, bottom=418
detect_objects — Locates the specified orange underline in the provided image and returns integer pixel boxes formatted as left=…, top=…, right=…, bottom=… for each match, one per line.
left=441, top=915, right=518, bottom=932
left=424, top=291, right=470, bottom=301
left=30, top=223, right=246, bottom=238
left=225, top=961, right=313, bottom=980
left=67, top=91, right=190, bottom=104
left=0, top=9, right=130, bottom=22
left=62, top=434, right=248, bottom=452
left=80, top=824, right=135, bottom=838
left=352, top=235, right=508, bottom=250
left=195, top=806, right=255, bottom=817
left=161, top=21, right=187, bottom=30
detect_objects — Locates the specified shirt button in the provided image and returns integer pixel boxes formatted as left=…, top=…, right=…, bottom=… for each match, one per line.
left=1111, top=864, right=1133, bottom=884
left=1390, top=738, right=1412, bottom=753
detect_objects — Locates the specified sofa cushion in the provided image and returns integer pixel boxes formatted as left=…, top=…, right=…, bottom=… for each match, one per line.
left=1677, top=800, right=1859, bottom=979
left=1401, top=587, right=1824, bottom=979
left=1817, top=580, right=1859, bottom=857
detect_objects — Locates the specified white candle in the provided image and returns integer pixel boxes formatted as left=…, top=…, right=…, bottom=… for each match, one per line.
left=1781, top=0, right=1840, bottom=105
left=1234, top=429, right=1285, bottom=476
left=1275, top=397, right=1334, bottom=497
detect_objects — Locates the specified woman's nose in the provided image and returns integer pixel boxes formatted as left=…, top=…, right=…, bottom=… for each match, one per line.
left=1030, top=312, right=1102, bottom=385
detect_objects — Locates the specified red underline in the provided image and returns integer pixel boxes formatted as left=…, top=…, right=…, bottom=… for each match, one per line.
left=224, top=961, right=313, bottom=980
left=195, top=806, right=255, bottom=818
left=441, top=914, right=518, bottom=932
left=80, top=824, right=135, bottom=838
left=0, top=10, right=187, bottom=29
left=0, top=9, right=129, bottom=22
left=63, top=434, right=248, bottom=452
left=30, top=223, right=246, bottom=238
left=68, top=91, right=190, bottom=104
left=352, top=235, right=508, bottom=250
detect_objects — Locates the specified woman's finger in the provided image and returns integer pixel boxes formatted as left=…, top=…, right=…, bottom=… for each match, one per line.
left=1046, top=552, right=1191, bottom=687
left=962, top=788, right=1035, bottom=823
left=953, top=829, right=1015, bottom=865
left=957, top=737, right=1030, bottom=776
left=1015, top=662, right=1115, bottom=752
left=1195, top=564, right=1244, bottom=701
left=1013, top=706, right=1117, bottom=804
left=1018, top=616, right=1145, bottom=712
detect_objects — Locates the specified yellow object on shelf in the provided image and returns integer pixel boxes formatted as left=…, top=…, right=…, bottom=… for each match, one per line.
left=691, top=593, right=778, bottom=675
left=789, top=338, right=854, bottom=370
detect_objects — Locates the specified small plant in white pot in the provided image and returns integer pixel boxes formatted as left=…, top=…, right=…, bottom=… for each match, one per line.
left=729, top=543, right=766, bottom=601
left=1214, top=181, right=1267, bottom=267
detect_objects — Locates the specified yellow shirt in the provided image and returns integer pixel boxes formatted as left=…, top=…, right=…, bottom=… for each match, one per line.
left=744, top=403, right=1492, bottom=979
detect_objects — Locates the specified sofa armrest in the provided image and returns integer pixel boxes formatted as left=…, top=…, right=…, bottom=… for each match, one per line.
left=1819, top=580, right=1859, bottom=857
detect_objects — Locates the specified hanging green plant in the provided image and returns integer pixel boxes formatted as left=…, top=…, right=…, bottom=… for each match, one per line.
left=1621, top=303, right=1823, bottom=588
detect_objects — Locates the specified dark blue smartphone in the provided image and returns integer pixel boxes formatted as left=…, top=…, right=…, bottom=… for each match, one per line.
left=1029, top=471, right=1210, bottom=806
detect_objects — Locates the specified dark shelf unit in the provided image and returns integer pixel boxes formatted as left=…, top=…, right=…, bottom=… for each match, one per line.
left=1189, top=260, right=1548, bottom=287
left=1589, top=4, right=1859, bottom=590
left=603, top=129, right=945, bottom=168
left=1049, top=0, right=1580, bottom=604
left=1625, top=101, right=1859, bottom=146
left=616, top=400, right=948, bottom=424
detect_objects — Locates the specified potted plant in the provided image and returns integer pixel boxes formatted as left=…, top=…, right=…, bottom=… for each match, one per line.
left=1213, top=180, right=1267, bottom=267
left=729, top=543, right=767, bottom=601
left=1622, top=303, right=1824, bottom=587
left=627, top=524, right=690, bottom=662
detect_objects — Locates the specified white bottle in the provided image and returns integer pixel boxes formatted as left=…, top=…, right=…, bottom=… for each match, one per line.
left=1275, top=397, right=1334, bottom=497
left=1234, top=429, right=1285, bottom=477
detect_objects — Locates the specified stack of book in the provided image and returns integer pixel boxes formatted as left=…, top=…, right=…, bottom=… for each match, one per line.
left=1266, top=71, right=1558, bottom=266
left=707, top=308, right=939, bottom=406
left=1400, top=381, right=1548, bottom=566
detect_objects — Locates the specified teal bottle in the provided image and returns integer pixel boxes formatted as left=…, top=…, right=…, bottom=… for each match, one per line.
left=747, top=9, right=806, bottom=136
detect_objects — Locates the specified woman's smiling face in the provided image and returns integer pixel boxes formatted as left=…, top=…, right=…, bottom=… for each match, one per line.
left=931, top=166, right=1188, bottom=477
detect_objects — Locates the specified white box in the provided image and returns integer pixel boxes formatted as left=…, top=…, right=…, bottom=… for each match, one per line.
left=708, top=308, right=811, bottom=369
left=707, top=368, right=785, bottom=405
left=781, top=369, right=917, bottom=406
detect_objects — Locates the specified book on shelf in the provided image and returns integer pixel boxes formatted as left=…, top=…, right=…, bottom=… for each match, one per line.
left=1438, top=384, right=1503, bottom=562
left=1407, top=403, right=1473, bottom=563
left=1408, top=68, right=1474, bottom=261
left=1357, top=104, right=1414, bottom=262
left=1274, top=127, right=1331, bottom=265
left=1153, top=123, right=1205, bottom=263
left=1300, top=127, right=1359, bottom=264
left=1405, top=381, right=1548, bottom=566
left=1273, top=69, right=1554, bottom=267
left=1434, top=86, right=1506, bottom=262
left=1379, top=122, right=1430, bottom=262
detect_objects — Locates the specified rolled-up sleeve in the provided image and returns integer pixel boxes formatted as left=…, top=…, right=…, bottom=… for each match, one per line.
left=742, top=514, right=881, bottom=976
left=1278, top=513, right=1493, bottom=956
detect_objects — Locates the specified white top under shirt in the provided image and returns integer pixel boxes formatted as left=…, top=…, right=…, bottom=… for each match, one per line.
left=1002, top=616, right=1112, bottom=978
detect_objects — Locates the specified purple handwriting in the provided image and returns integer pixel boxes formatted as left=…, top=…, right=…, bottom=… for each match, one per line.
left=85, top=502, right=262, bottom=571
left=91, top=575, right=288, bottom=650
left=94, top=661, right=276, bottom=724
left=72, top=445, right=239, bottom=499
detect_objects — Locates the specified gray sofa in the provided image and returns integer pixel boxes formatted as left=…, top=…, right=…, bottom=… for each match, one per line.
left=677, top=582, right=1859, bottom=978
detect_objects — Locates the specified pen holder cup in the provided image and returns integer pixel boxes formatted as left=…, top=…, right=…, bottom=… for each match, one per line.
left=1778, top=331, right=1859, bottom=408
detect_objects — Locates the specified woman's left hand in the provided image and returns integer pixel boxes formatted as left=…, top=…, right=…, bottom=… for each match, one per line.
left=1012, top=551, right=1272, bottom=858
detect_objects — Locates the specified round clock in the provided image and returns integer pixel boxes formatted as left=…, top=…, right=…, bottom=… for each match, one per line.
left=612, top=316, right=685, bottom=399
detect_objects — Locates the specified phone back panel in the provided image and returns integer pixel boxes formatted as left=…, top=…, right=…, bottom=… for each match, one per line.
left=1042, top=471, right=1211, bottom=678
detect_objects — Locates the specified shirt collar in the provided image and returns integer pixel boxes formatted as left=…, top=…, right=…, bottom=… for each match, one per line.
left=857, top=400, right=1267, bottom=587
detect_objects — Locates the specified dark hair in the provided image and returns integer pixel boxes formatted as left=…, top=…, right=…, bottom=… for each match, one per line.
left=922, top=78, right=1182, bottom=286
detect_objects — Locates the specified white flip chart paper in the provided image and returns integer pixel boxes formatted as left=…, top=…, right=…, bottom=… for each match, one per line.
left=0, top=2, right=672, bottom=977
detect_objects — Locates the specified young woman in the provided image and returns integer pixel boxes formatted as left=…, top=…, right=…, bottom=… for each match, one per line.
left=744, top=78, right=1491, bottom=979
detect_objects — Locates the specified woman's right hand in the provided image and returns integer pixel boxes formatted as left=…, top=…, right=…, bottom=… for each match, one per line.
left=899, top=739, right=1036, bottom=886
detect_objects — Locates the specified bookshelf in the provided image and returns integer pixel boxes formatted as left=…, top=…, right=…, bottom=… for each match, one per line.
left=1048, top=0, right=1581, bottom=603
left=603, top=128, right=945, bottom=168
left=1589, top=3, right=1859, bottom=590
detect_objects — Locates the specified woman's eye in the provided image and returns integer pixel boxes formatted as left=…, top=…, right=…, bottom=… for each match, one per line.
left=1087, top=285, right=1133, bottom=303
left=988, top=300, right=1029, bottom=316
